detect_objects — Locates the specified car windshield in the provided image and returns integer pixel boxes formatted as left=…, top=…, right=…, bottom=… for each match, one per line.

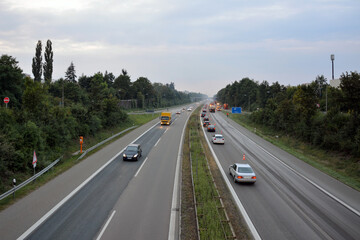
left=216, top=136, right=223, bottom=138
left=237, top=167, right=253, bottom=173
left=161, top=116, right=169, bottom=120
left=126, top=146, right=138, bottom=152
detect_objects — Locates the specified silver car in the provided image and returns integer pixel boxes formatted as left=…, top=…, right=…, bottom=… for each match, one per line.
left=229, top=163, right=256, bottom=184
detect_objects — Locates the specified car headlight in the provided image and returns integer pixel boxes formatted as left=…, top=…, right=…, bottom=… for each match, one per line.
left=134, top=154, right=138, bottom=158
left=123, top=154, right=126, bottom=157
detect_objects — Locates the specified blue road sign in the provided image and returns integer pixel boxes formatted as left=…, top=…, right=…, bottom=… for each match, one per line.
left=232, top=107, right=242, bottom=114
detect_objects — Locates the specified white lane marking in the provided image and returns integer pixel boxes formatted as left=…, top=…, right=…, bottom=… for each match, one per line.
left=201, top=115, right=262, bottom=240
left=17, top=121, right=160, bottom=240
left=154, top=138, right=161, bottom=147
left=168, top=112, right=191, bottom=240
left=216, top=113, right=360, bottom=217
left=96, top=210, right=116, bottom=240
left=135, top=157, right=149, bottom=177
left=164, top=128, right=169, bottom=133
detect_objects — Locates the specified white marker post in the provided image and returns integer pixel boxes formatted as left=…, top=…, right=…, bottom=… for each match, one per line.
left=33, top=150, right=37, bottom=176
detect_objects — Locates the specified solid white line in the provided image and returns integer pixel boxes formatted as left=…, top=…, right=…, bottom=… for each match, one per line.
left=17, top=121, right=160, bottom=240
left=201, top=115, right=262, bottom=240
left=135, top=157, right=148, bottom=177
left=154, top=138, right=161, bottom=147
left=168, top=112, right=191, bottom=240
left=96, top=210, right=116, bottom=240
left=165, top=128, right=169, bottom=133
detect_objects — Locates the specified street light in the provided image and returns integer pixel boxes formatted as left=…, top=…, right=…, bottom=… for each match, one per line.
left=331, top=54, right=335, bottom=80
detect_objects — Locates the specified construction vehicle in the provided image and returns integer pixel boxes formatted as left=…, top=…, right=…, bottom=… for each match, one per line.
left=160, top=112, right=172, bottom=125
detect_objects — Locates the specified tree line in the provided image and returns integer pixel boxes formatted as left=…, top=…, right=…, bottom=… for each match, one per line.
left=0, top=40, right=206, bottom=191
left=216, top=73, right=360, bottom=157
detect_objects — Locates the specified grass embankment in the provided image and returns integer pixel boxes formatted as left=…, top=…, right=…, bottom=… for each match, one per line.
left=182, top=108, right=250, bottom=240
left=0, top=113, right=160, bottom=211
left=227, top=112, right=360, bottom=191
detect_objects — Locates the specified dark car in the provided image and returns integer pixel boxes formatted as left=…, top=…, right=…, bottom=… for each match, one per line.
left=201, top=113, right=206, bottom=117
left=203, top=117, right=209, bottom=121
left=207, top=125, right=216, bottom=132
left=203, top=120, right=210, bottom=127
left=123, top=144, right=142, bottom=161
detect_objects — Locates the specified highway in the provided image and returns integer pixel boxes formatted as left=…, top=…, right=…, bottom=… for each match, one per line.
left=0, top=106, right=194, bottom=240
left=203, top=109, right=360, bottom=240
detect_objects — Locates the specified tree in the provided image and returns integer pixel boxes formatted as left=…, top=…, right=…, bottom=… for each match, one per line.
left=32, top=40, right=42, bottom=82
left=113, top=69, right=132, bottom=99
left=104, top=71, right=115, bottom=88
left=65, top=62, right=77, bottom=82
left=340, top=71, right=360, bottom=113
left=43, top=40, right=53, bottom=84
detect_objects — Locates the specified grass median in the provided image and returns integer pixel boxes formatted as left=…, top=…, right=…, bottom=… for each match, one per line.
left=181, top=108, right=251, bottom=240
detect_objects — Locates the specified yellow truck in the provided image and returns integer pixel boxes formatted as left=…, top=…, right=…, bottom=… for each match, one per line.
left=160, top=112, right=172, bottom=125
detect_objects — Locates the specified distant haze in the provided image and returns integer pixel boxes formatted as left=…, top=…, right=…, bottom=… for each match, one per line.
left=1, top=0, right=359, bottom=96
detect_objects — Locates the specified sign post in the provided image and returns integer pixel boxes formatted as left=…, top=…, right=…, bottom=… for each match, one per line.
left=4, top=97, right=9, bottom=108
left=232, top=107, right=242, bottom=114
left=79, top=136, right=83, bottom=153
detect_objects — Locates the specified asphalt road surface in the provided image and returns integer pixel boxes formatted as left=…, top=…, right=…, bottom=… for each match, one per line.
left=202, top=109, right=360, bottom=240
left=0, top=105, right=196, bottom=240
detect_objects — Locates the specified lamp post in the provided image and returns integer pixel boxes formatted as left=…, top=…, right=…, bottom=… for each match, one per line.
left=331, top=54, right=335, bottom=80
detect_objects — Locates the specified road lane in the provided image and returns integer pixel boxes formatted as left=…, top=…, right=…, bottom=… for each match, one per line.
left=26, top=122, right=167, bottom=240
left=0, top=117, right=161, bottom=240
left=202, top=110, right=360, bottom=240
left=99, top=108, right=191, bottom=239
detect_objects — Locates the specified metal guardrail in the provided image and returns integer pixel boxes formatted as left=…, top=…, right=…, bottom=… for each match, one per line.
left=0, top=156, right=62, bottom=201
left=0, top=125, right=139, bottom=202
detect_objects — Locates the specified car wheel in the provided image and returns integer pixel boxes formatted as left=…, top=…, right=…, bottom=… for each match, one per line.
left=233, top=176, right=237, bottom=183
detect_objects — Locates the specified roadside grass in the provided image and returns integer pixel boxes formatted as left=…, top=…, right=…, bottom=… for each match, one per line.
left=187, top=109, right=235, bottom=240
left=227, top=112, right=360, bottom=191
left=0, top=113, right=160, bottom=211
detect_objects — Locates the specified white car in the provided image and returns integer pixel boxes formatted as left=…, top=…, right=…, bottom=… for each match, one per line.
left=212, top=134, right=224, bottom=144
left=229, top=163, right=256, bottom=184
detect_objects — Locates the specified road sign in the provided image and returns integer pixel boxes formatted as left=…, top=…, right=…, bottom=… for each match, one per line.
left=33, top=150, right=37, bottom=168
left=4, top=97, right=9, bottom=104
left=232, top=107, right=242, bottom=114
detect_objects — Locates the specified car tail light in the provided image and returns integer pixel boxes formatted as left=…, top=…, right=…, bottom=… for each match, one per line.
left=237, top=176, right=243, bottom=179
left=252, top=176, right=256, bottom=179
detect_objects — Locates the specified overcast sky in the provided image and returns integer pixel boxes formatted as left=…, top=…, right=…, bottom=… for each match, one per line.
left=1, top=0, right=359, bottom=96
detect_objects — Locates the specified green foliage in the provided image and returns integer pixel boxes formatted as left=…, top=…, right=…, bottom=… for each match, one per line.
left=32, top=40, right=42, bottom=82
left=43, top=39, right=53, bottom=84
left=340, top=71, right=360, bottom=113
left=65, top=61, right=77, bottom=83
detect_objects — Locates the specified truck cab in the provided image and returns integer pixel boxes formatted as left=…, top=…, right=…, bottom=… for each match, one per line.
left=160, top=112, right=172, bottom=125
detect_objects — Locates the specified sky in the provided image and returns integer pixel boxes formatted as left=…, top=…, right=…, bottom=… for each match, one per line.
left=1, top=0, right=359, bottom=96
